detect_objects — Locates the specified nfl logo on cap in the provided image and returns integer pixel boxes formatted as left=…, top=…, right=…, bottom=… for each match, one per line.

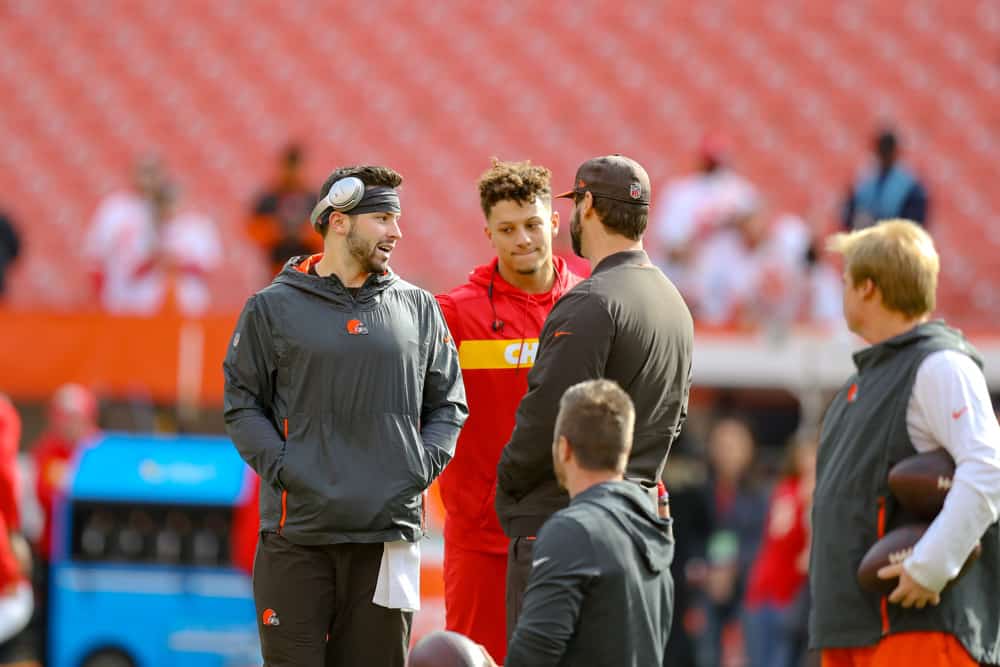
left=629, top=182, right=641, bottom=200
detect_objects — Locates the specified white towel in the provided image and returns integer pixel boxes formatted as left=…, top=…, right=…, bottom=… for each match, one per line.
left=373, top=540, right=421, bottom=612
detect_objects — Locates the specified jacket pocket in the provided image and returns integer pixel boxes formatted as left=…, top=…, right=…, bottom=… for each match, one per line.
left=277, top=414, right=354, bottom=533
left=279, top=412, right=429, bottom=536
left=380, top=413, right=429, bottom=505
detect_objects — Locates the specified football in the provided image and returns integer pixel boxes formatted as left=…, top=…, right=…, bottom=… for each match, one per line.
left=888, top=448, right=956, bottom=520
left=857, top=523, right=982, bottom=595
left=408, top=630, right=490, bottom=667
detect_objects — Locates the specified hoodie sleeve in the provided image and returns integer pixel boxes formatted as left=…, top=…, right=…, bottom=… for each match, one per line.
left=223, top=295, right=286, bottom=490
left=417, top=296, right=469, bottom=487
left=434, top=293, right=463, bottom=346
left=497, top=291, right=613, bottom=500
left=506, top=515, right=598, bottom=667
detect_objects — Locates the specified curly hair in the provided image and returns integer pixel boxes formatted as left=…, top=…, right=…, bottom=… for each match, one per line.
left=315, top=165, right=403, bottom=235
left=477, top=159, right=552, bottom=218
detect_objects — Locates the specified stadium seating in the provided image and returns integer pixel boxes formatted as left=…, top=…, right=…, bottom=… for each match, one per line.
left=0, top=1, right=996, bottom=328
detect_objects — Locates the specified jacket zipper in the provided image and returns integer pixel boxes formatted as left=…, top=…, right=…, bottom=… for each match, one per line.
left=877, top=495, right=889, bottom=636
left=278, top=418, right=289, bottom=533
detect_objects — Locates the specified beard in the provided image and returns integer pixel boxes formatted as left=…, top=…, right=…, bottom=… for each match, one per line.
left=570, top=208, right=584, bottom=258
left=346, top=222, right=387, bottom=274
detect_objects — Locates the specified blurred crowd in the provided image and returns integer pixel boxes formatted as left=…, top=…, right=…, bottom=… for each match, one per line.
left=648, top=127, right=927, bottom=332
left=0, top=125, right=930, bottom=335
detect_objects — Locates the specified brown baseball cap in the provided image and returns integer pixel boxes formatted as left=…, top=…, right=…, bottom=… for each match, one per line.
left=555, top=154, right=651, bottom=206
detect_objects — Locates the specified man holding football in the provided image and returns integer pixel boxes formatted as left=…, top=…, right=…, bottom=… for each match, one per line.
left=811, top=219, right=1000, bottom=666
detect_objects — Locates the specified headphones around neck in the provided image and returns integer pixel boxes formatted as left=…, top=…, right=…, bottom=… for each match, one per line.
left=488, top=267, right=504, bottom=332
left=309, top=176, right=366, bottom=226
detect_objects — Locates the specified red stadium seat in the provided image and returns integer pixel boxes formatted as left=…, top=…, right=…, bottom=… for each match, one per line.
left=0, top=1, right=995, bottom=328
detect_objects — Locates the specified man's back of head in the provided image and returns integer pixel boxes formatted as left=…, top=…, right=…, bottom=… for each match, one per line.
left=552, top=379, right=635, bottom=496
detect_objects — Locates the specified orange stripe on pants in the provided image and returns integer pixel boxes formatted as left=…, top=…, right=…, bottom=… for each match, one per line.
left=821, top=631, right=977, bottom=667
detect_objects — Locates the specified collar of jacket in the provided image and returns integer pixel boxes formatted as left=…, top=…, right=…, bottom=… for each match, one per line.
left=271, top=253, right=398, bottom=307
left=592, top=249, right=652, bottom=275
left=851, top=319, right=966, bottom=372
left=468, top=256, right=574, bottom=303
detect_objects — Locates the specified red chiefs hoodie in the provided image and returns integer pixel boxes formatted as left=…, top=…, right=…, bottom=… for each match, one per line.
left=436, top=256, right=582, bottom=554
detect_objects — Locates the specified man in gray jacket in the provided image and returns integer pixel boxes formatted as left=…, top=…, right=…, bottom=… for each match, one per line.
left=487, top=379, right=674, bottom=667
left=223, top=165, right=468, bottom=667
left=496, top=155, right=693, bottom=630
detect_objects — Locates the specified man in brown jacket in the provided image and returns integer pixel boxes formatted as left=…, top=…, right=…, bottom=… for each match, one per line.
left=496, top=155, right=694, bottom=634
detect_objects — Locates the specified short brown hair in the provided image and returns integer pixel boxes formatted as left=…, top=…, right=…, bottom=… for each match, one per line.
left=576, top=193, right=648, bottom=241
left=554, top=379, right=635, bottom=472
left=315, top=165, right=403, bottom=236
left=477, top=159, right=552, bottom=218
left=827, top=219, right=938, bottom=317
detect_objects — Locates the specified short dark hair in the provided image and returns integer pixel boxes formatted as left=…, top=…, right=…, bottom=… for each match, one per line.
left=555, top=379, right=635, bottom=472
left=577, top=193, right=647, bottom=241
left=478, top=159, right=552, bottom=218
left=875, top=128, right=898, bottom=161
left=281, top=143, right=303, bottom=168
left=315, top=165, right=403, bottom=236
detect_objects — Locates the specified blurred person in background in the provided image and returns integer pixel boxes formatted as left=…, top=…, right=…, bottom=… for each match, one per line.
left=687, top=183, right=817, bottom=330
left=693, top=416, right=767, bottom=667
left=842, top=127, right=929, bottom=230
left=28, top=383, right=99, bottom=666
left=742, top=436, right=817, bottom=667
left=0, top=394, right=33, bottom=662
left=31, top=384, right=99, bottom=562
left=84, top=156, right=221, bottom=316
left=0, top=210, right=21, bottom=299
left=650, top=131, right=755, bottom=295
left=248, top=143, right=321, bottom=276
left=662, top=433, right=714, bottom=667
left=435, top=159, right=581, bottom=664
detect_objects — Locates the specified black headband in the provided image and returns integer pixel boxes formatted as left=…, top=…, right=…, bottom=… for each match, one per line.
left=349, top=186, right=401, bottom=215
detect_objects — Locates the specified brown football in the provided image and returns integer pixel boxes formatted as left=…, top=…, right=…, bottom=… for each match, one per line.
left=408, top=631, right=490, bottom=667
left=857, top=523, right=981, bottom=595
left=888, top=448, right=955, bottom=520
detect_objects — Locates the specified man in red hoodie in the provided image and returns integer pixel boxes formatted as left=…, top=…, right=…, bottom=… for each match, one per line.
left=436, top=160, right=582, bottom=663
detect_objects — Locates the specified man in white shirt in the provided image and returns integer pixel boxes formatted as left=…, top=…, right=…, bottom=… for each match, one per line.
left=810, top=219, right=1000, bottom=667
left=85, top=157, right=220, bottom=316
left=649, top=133, right=753, bottom=295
